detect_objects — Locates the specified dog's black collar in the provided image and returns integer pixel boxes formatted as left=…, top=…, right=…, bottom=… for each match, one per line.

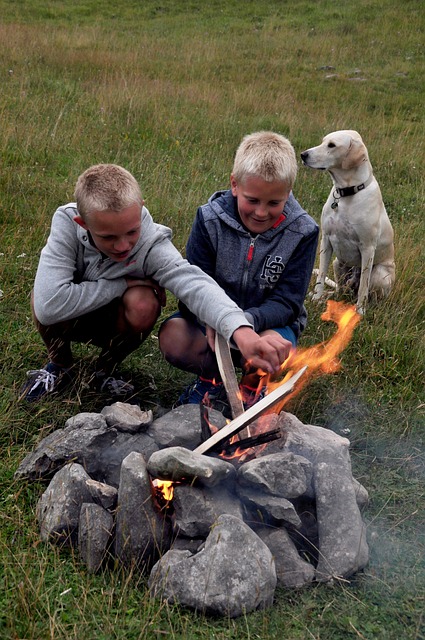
left=331, top=174, right=374, bottom=209
left=335, top=174, right=374, bottom=197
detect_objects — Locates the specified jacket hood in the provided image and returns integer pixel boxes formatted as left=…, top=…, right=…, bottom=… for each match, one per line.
left=207, top=189, right=306, bottom=238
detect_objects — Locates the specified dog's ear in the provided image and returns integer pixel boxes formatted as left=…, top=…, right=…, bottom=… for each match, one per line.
left=341, top=137, right=368, bottom=170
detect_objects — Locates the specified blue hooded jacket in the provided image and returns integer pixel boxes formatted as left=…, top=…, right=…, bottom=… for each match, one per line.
left=182, top=189, right=319, bottom=338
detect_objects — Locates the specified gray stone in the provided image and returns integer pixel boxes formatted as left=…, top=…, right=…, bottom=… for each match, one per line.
left=101, top=402, right=153, bottom=433
left=237, top=451, right=313, bottom=499
left=263, top=411, right=351, bottom=461
left=15, top=412, right=117, bottom=481
left=115, top=452, right=171, bottom=570
left=261, top=412, right=368, bottom=504
left=147, top=404, right=226, bottom=450
left=147, top=446, right=237, bottom=486
left=352, top=477, right=369, bottom=509
left=78, top=503, right=114, bottom=572
left=149, top=514, right=276, bottom=618
left=36, top=463, right=93, bottom=545
left=171, top=536, right=205, bottom=554
left=85, top=478, right=118, bottom=510
left=97, top=431, right=159, bottom=487
left=173, top=483, right=244, bottom=537
left=236, top=485, right=301, bottom=528
left=257, top=526, right=315, bottom=588
left=314, top=447, right=369, bottom=581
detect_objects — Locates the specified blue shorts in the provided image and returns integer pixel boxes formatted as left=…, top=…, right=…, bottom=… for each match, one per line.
left=160, top=312, right=297, bottom=347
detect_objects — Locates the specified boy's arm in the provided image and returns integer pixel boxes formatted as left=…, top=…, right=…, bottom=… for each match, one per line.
left=33, top=208, right=127, bottom=325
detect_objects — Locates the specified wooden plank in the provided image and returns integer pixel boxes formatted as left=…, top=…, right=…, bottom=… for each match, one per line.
left=194, top=366, right=307, bottom=455
left=214, top=333, right=247, bottom=434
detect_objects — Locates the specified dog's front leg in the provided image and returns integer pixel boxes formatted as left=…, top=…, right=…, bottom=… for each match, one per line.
left=357, top=247, right=375, bottom=315
left=311, top=235, right=333, bottom=302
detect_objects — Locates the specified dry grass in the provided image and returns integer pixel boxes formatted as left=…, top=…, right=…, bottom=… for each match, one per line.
left=0, top=1, right=424, bottom=638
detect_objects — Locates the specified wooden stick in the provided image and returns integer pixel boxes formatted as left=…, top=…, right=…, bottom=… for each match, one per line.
left=194, top=366, right=307, bottom=455
left=214, top=333, right=247, bottom=435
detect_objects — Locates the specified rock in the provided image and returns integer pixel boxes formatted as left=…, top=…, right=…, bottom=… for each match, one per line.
left=15, top=413, right=116, bottom=480
left=257, top=526, right=315, bottom=588
left=173, top=483, right=244, bottom=537
left=78, top=503, right=114, bottom=572
left=147, top=446, right=236, bottom=486
left=236, top=485, right=301, bottom=528
left=85, top=478, right=118, bottom=510
left=97, top=430, right=158, bottom=488
left=36, top=463, right=93, bottom=545
left=147, top=404, right=226, bottom=450
left=149, top=514, right=276, bottom=617
left=237, top=451, right=313, bottom=499
left=314, top=447, right=369, bottom=581
left=101, top=402, right=153, bottom=433
left=114, top=452, right=171, bottom=570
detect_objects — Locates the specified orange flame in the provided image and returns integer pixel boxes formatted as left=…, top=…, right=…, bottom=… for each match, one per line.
left=265, top=300, right=361, bottom=414
left=154, top=479, right=174, bottom=502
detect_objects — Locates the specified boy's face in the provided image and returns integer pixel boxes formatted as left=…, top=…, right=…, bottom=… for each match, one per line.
left=230, top=175, right=290, bottom=234
left=75, top=203, right=142, bottom=261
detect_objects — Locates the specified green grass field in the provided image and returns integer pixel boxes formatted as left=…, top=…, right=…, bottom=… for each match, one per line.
left=0, top=1, right=424, bottom=638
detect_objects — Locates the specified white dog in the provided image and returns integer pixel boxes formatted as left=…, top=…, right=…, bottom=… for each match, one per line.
left=301, top=130, right=395, bottom=315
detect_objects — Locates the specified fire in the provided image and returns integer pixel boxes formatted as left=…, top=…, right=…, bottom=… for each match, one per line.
left=265, top=300, right=361, bottom=414
left=154, top=479, right=174, bottom=502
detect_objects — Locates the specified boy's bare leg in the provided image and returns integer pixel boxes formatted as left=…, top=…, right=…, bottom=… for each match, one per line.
left=32, top=285, right=162, bottom=374
left=159, top=317, right=221, bottom=380
left=31, top=293, right=75, bottom=368
left=95, top=286, right=162, bottom=373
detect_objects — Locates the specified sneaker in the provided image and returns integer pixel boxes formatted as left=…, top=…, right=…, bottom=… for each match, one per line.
left=240, top=384, right=266, bottom=410
left=20, top=363, right=73, bottom=402
left=93, top=371, right=135, bottom=399
left=176, top=377, right=229, bottom=409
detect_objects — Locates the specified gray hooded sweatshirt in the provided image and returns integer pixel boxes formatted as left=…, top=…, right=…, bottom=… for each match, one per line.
left=33, top=203, right=254, bottom=342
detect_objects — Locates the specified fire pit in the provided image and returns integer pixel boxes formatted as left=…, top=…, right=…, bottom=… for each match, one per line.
left=14, top=301, right=368, bottom=618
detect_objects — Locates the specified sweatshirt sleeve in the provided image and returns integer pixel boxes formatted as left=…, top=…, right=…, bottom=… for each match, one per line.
left=143, top=233, right=253, bottom=342
left=33, top=208, right=127, bottom=325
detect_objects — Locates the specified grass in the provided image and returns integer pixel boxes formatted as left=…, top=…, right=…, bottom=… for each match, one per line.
left=0, top=0, right=424, bottom=637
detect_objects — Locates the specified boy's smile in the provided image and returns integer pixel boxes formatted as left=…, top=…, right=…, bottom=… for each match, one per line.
left=75, top=203, right=142, bottom=261
left=230, top=175, right=290, bottom=234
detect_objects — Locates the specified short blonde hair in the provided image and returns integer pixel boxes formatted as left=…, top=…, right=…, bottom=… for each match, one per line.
left=232, top=131, right=297, bottom=187
left=74, top=164, right=143, bottom=220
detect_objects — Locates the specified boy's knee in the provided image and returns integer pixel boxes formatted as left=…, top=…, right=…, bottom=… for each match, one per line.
left=122, top=286, right=161, bottom=331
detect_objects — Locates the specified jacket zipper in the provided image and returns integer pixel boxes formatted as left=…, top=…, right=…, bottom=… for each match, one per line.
left=241, top=235, right=257, bottom=302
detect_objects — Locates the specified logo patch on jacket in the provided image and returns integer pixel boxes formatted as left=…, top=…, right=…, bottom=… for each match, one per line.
left=260, top=255, right=285, bottom=286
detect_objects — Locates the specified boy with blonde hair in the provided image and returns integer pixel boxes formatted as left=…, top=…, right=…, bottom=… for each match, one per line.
left=21, top=163, right=289, bottom=402
left=159, top=132, right=319, bottom=408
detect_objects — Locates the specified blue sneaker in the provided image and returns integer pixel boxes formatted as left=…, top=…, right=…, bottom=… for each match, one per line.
left=176, top=377, right=228, bottom=408
left=20, top=363, right=73, bottom=402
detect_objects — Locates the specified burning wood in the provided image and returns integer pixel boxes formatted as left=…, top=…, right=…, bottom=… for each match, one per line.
left=194, top=366, right=307, bottom=455
left=218, top=428, right=281, bottom=456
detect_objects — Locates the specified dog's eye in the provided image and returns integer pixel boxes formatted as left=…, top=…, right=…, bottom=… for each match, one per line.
left=327, top=142, right=336, bottom=148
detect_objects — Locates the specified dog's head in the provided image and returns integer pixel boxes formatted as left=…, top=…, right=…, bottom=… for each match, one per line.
left=300, top=130, right=369, bottom=172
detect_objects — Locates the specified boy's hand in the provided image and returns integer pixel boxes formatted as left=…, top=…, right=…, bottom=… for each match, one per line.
left=232, top=327, right=292, bottom=374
